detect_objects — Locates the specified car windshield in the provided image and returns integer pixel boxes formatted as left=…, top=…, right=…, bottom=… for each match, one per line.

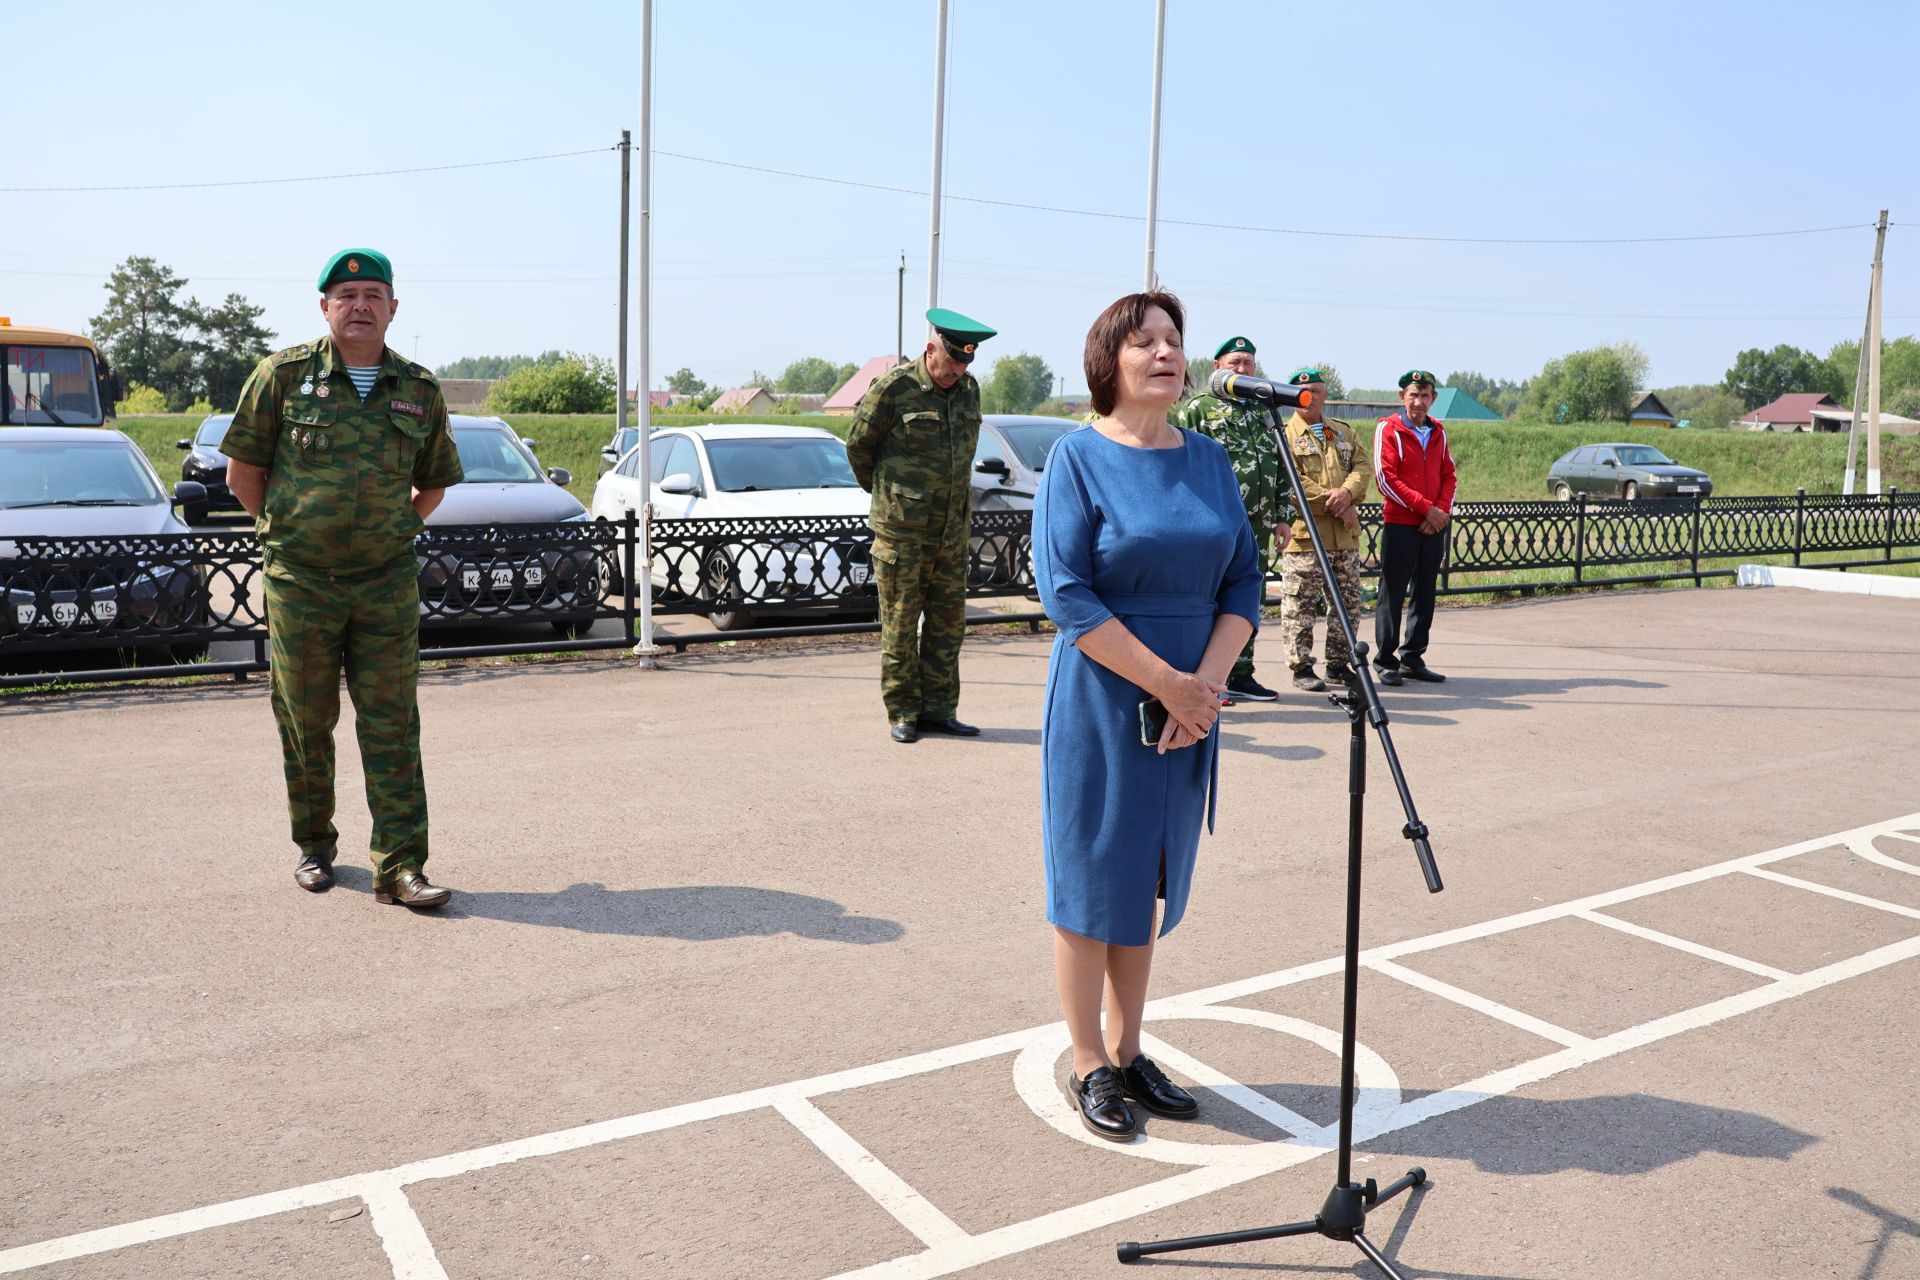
left=706, top=437, right=860, bottom=491
left=1615, top=446, right=1676, bottom=467
left=452, top=428, right=542, bottom=483
left=0, top=440, right=164, bottom=507
left=2, top=344, right=104, bottom=426
left=997, top=421, right=1072, bottom=471
left=612, top=427, right=639, bottom=455
left=196, top=417, right=232, bottom=447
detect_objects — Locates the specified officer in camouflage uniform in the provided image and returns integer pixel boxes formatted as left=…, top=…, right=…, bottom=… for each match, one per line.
left=1174, top=335, right=1293, bottom=702
left=1275, top=368, right=1373, bottom=691
left=845, top=307, right=995, bottom=744
left=221, top=248, right=464, bottom=907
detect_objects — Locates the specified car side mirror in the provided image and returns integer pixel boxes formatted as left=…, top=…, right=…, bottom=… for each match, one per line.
left=1601, top=458, right=1618, bottom=466
left=975, top=456, right=1010, bottom=477
left=521, top=437, right=538, bottom=452
left=659, top=471, right=699, bottom=496
left=546, top=467, right=572, bottom=487
left=172, top=481, right=208, bottom=506
left=175, top=438, right=192, bottom=450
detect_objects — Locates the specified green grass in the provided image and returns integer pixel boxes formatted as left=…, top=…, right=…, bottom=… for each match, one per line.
left=114, top=412, right=1920, bottom=509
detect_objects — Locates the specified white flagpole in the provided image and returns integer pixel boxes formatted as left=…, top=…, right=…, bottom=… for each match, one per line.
left=926, top=0, right=949, bottom=319
left=633, top=0, right=659, bottom=659
left=1144, top=0, right=1167, bottom=290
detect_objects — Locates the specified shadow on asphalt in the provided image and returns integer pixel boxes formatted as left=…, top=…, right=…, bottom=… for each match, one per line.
left=328, top=869, right=905, bottom=943
left=1829, top=1187, right=1920, bottom=1280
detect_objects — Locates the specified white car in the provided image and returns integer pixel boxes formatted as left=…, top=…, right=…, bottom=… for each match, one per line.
left=590, top=424, right=874, bottom=630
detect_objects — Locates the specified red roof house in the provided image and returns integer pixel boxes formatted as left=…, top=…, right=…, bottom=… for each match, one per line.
left=1738, top=393, right=1843, bottom=432
left=825, top=356, right=905, bottom=415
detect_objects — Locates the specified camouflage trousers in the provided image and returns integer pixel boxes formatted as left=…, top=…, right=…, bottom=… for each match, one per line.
left=1278, top=548, right=1364, bottom=671
left=1231, top=525, right=1276, bottom=682
left=264, top=553, right=430, bottom=877
left=872, top=531, right=969, bottom=721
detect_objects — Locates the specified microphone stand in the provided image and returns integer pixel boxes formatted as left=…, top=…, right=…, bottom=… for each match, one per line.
left=1117, top=402, right=1445, bottom=1277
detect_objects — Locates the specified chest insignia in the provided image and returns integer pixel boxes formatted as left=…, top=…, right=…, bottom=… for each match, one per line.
left=391, top=399, right=426, bottom=417
left=299, top=380, right=314, bottom=396
left=316, top=384, right=331, bottom=398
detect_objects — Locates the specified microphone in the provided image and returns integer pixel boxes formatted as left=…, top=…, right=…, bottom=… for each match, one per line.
left=1208, top=369, right=1316, bottom=410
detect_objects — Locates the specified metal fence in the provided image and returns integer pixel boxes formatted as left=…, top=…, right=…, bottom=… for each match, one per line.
left=2, top=492, right=1913, bottom=689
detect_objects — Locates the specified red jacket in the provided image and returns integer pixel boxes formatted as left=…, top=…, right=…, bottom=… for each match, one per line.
left=1373, top=413, right=1457, bottom=527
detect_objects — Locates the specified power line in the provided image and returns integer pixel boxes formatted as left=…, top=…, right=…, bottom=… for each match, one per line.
left=0, top=147, right=613, bottom=193
left=654, top=149, right=1872, bottom=246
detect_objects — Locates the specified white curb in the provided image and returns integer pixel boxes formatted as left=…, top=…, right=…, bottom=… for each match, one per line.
left=1736, top=564, right=1920, bottom=598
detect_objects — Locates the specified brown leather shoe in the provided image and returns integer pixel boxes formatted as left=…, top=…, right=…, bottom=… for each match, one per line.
left=373, top=871, right=451, bottom=909
left=294, top=856, right=334, bottom=893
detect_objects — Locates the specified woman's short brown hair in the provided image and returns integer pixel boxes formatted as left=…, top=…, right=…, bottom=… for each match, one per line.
left=1083, top=290, right=1186, bottom=417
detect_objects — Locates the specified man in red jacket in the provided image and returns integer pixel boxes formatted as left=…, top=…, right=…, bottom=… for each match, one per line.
left=1371, top=370, right=1456, bottom=686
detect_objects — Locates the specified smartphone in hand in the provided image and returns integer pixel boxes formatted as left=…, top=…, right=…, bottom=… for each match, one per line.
left=1138, top=697, right=1169, bottom=747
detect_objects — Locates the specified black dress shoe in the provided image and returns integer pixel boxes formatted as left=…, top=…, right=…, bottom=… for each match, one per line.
left=1291, top=667, right=1327, bottom=693
left=890, top=719, right=920, bottom=743
left=1324, top=663, right=1360, bottom=688
left=916, top=715, right=980, bottom=736
left=1117, top=1054, right=1199, bottom=1119
left=1402, top=663, right=1446, bottom=683
left=1375, top=666, right=1404, bottom=687
left=294, top=855, right=334, bottom=892
left=373, top=871, right=451, bottom=909
left=1068, top=1066, right=1138, bottom=1141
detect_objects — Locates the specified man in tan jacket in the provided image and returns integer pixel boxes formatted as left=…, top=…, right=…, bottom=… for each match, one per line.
left=1275, top=368, right=1373, bottom=692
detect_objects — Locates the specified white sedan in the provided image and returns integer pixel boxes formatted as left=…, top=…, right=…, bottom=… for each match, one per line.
left=590, top=424, right=874, bottom=629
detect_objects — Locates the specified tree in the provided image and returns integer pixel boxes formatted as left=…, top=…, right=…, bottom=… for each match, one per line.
left=777, top=356, right=846, bottom=394
left=114, top=382, right=167, bottom=415
left=745, top=369, right=776, bottom=390
left=1652, top=383, right=1744, bottom=430
left=435, top=352, right=563, bottom=379
left=980, top=353, right=1055, bottom=414
left=1523, top=342, right=1648, bottom=422
left=665, top=366, right=709, bottom=396
left=185, top=293, right=274, bottom=411
left=90, top=257, right=194, bottom=407
left=486, top=354, right=617, bottom=414
left=1721, top=344, right=1842, bottom=410
left=1829, top=335, right=1920, bottom=412
left=832, top=361, right=858, bottom=391
left=1300, top=362, right=1347, bottom=400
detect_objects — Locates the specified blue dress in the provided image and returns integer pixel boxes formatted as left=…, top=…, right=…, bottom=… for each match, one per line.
left=1033, top=425, right=1262, bottom=946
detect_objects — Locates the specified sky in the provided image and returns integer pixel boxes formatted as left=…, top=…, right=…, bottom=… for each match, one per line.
left=8, top=0, right=1914, bottom=396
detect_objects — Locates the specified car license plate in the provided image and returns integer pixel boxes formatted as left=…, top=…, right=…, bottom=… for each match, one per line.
left=849, top=564, right=871, bottom=586
left=461, top=568, right=480, bottom=591
left=491, top=567, right=514, bottom=590
left=525, top=565, right=544, bottom=587
left=16, top=601, right=100, bottom=628
left=1678, top=485, right=1699, bottom=494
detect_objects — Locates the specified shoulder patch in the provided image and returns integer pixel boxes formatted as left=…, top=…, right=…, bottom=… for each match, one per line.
left=270, top=344, right=314, bottom=367
left=404, top=361, right=437, bottom=382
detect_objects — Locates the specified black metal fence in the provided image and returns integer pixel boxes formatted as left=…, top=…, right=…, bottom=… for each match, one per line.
left=2, top=492, right=1913, bottom=689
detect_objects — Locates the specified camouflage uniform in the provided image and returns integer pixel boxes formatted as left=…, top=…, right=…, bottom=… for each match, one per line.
left=845, top=355, right=982, bottom=722
left=1276, top=412, right=1373, bottom=674
left=222, top=336, right=463, bottom=878
left=1175, top=393, right=1294, bottom=681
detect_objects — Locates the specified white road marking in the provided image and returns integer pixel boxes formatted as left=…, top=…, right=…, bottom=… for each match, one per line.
left=773, top=1097, right=970, bottom=1249
left=1366, top=958, right=1592, bottom=1049
left=1743, top=866, right=1920, bottom=921
left=1135, top=1031, right=1319, bottom=1139
left=361, top=1179, right=449, bottom=1280
left=4, top=814, right=1918, bottom=1280
left=1574, top=908, right=1796, bottom=981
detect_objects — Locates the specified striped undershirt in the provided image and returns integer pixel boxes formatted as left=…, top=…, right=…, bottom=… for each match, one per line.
left=344, top=365, right=381, bottom=402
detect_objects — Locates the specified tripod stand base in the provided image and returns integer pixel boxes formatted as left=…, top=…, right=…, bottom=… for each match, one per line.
left=1116, top=1167, right=1426, bottom=1274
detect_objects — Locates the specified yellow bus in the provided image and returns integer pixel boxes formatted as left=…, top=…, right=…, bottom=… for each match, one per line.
left=0, top=318, right=122, bottom=426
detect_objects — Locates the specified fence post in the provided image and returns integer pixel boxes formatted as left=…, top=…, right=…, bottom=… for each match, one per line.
left=1573, top=495, right=1586, bottom=585
left=1793, top=487, right=1806, bottom=566
left=622, top=511, right=638, bottom=645
left=1440, top=514, right=1453, bottom=591
left=1690, top=494, right=1703, bottom=585
left=1888, top=486, right=1900, bottom=563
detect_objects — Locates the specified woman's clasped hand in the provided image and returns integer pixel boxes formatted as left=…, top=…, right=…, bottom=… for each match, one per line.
left=1152, top=668, right=1226, bottom=754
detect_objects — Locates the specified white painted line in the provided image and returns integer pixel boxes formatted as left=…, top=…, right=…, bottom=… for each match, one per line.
left=773, top=1097, right=970, bottom=1250
left=1135, top=1031, right=1319, bottom=1140
left=1848, top=829, right=1920, bottom=875
left=8, top=810, right=1920, bottom=1278
left=1743, top=866, right=1920, bottom=922
left=361, top=1179, right=449, bottom=1280
left=1366, top=958, right=1592, bottom=1049
left=1574, top=909, right=1796, bottom=981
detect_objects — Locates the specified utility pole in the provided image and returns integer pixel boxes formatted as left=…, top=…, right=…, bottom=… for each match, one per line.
left=1143, top=0, right=1167, bottom=290
left=1867, top=208, right=1888, bottom=495
left=896, top=251, right=906, bottom=362
left=616, top=129, right=631, bottom=446
left=633, top=3, right=659, bottom=660
left=926, top=0, right=949, bottom=320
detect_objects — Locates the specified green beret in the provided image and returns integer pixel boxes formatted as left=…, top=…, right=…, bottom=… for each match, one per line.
left=1398, top=369, right=1437, bottom=389
left=1213, top=336, right=1255, bottom=359
left=926, top=306, right=996, bottom=364
left=1287, top=367, right=1326, bottom=386
left=318, top=248, right=393, bottom=292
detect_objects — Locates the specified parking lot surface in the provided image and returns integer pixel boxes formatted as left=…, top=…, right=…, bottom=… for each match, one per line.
left=4, top=586, right=1919, bottom=1279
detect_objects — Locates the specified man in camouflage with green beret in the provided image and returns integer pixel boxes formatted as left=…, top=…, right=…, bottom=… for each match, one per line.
left=1175, top=334, right=1293, bottom=701
left=222, top=248, right=464, bottom=908
left=846, top=307, right=994, bottom=744
left=1275, top=368, right=1373, bottom=692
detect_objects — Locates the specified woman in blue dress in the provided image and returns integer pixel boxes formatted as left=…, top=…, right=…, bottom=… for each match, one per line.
left=1033, top=291, right=1263, bottom=1141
